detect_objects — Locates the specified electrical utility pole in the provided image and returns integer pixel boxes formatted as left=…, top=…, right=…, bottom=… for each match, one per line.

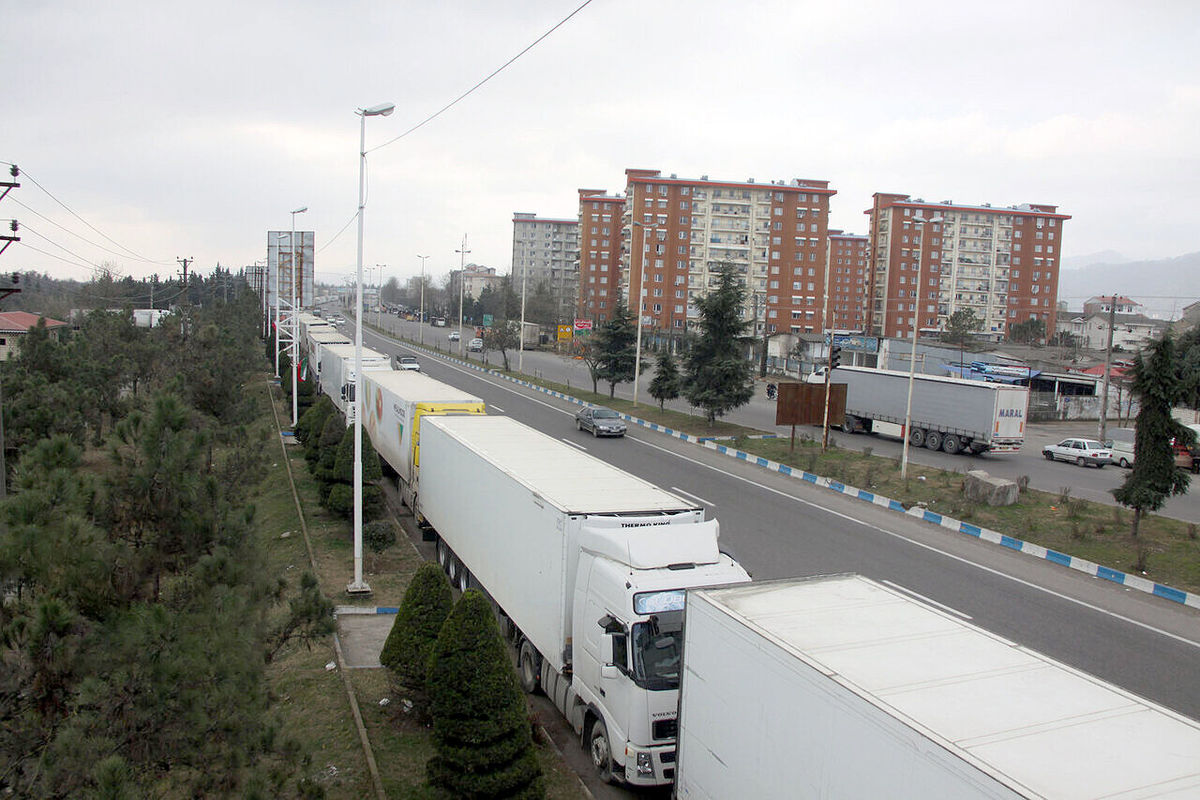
left=178, top=257, right=193, bottom=340
left=1098, top=293, right=1118, bottom=443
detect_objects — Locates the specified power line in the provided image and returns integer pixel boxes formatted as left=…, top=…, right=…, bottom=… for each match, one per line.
left=14, top=239, right=105, bottom=276
left=11, top=197, right=149, bottom=264
left=367, top=0, right=596, bottom=154
left=17, top=167, right=172, bottom=265
left=19, top=224, right=110, bottom=274
left=316, top=212, right=358, bottom=254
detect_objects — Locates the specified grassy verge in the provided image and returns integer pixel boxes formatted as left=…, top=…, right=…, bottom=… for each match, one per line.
left=257, top=376, right=587, bottom=799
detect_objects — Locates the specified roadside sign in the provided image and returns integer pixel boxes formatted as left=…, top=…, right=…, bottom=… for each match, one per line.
left=557, top=324, right=573, bottom=341
left=574, top=319, right=593, bottom=331
left=482, top=314, right=493, bottom=327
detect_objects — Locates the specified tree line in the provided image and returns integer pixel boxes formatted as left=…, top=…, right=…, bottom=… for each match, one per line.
left=0, top=274, right=332, bottom=797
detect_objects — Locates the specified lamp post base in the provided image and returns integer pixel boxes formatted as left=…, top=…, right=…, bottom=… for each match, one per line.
left=345, top=580, right=372, bottom=596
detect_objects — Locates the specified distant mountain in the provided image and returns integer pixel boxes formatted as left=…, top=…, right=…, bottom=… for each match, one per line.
left=1061, top=250, right=1130, bottom=270
left=1057, top=252, right=1200, bottom=319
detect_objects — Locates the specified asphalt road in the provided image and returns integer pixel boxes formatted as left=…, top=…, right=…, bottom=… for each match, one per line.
left=333, top=310, right=1200, bottom=793
left=360, top=313, right=1200, bottom=524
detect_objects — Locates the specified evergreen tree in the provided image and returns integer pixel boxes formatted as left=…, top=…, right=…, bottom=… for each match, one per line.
left=649, top=350, right=681, bottom=411
left=684, top=264, right=755, bottom=425
left=596, top=299, right=636, bottom=398
left=380, top=562, right=453, bottom=718
left=1112, top=334, right=1193, bottom=545
left=942, top=308, right=982, bottom=346
left=326, top=425, right=384, bottom=520
left=426, top=590, right=544, bottom=799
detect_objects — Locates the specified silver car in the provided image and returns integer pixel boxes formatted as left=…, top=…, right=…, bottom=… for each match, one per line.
left=575, top=406, right=626, bottom=438
left=1042, top=438, right=1112, bottom=467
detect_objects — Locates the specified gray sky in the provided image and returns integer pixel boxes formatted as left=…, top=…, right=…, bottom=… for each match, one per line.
left=5, top=0, right=1198, bottom=290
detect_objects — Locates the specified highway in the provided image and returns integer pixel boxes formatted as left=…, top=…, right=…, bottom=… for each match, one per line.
left=340, top=313, right=1200, bottom=727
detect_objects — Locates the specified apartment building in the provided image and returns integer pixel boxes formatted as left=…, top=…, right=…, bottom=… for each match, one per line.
left=577, top=189, right=626, bottom=324
left=621, top=169, right=836, bottom=337
left=450, top=265, right=502, bottom=303
left=826, top=231, right=870, bottom=331
left=865, top=194, right=1070, bottom=340
left=511, top=212, right=580, bottom=322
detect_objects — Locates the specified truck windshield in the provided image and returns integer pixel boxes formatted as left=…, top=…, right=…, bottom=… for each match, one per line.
left=631, top=611, right=683, bottom=690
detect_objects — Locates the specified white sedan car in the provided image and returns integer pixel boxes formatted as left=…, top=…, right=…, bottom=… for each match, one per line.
left=1042, top=438, right=1112, bottom=468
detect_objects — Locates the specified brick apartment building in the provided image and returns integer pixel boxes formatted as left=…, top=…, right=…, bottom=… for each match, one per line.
left=577, top=189, right=626, bottom=324
left=511, top=212, right=580, bottom=322
left=826, top=231, right=870, bottom=332
left=865, top=194, right=1070, bottom=341
left=617, top=169, right=837, bottom=338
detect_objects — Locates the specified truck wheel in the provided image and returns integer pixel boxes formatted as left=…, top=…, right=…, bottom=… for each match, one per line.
left=457, top=566, right=470, bottom=592
left=447, top=553, right=460, bottom=582
left=843, top=414, right=859, bottom=434
left=588, top=719, right=615, bottom=784
left=436, top=539, right=449, bottom=571
left=518, top=639, right=542, bottom=694
left=908, top=428, right=926, bottom=448
left=942, top=434, right=961, bottom=455
left=924, top=431, right=942, bottom=451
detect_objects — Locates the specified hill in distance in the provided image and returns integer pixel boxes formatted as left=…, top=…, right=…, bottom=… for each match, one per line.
left=1057, top=252, right=1200, bottom=319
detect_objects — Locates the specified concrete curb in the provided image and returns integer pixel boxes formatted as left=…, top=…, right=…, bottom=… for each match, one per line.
left=402, top=341, right=1200, bottom=612
left=336, top=605, right=398, bottom=615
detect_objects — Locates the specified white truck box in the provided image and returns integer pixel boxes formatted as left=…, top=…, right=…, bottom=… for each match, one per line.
left=834, top=365, right=1027, bottom=453
left=676, top=575, right=1200, bottom=799
left=318, top=343, right=391, bottom=421
left=306, top=330, right=351, bottom=379
left=361, top=370, right=485, bottom=498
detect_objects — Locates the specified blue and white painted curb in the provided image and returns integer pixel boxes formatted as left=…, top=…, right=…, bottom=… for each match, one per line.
left=402, top=342, right=1199, bottom=611
left=335, top=605, right=398, bottom=615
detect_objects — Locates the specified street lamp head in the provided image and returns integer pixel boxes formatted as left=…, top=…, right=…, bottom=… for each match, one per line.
left=360, top=102, right=395, bottom=117
left=292, top=206, right=308, bottom=215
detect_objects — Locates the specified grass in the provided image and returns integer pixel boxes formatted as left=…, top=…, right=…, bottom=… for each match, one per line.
left=256, top=376, right=589, bottom=799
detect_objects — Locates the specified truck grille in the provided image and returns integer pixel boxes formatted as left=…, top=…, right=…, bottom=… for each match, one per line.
left=653, top=719, right=678, bottom=740
left=660, top=749, right=676, bottom=764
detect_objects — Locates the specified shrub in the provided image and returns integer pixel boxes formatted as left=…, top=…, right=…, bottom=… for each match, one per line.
left=380, top=563, right=453, bottom=718
left=426, top=590, right=544, bottom=799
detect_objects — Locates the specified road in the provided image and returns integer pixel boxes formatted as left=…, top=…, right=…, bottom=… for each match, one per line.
left=333, top=310, right=1200, bottom=794
left=356, top=312, right=1200, bottom=524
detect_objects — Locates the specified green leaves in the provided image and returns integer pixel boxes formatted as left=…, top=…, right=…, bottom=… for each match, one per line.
left=684, top=264, right=755, bottom=424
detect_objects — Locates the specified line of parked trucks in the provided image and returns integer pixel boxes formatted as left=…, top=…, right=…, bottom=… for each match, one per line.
left=297, top=311, right=1200, bottom=796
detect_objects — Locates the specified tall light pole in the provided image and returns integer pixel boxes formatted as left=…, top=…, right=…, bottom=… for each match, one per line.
left=456, top=235, right=470, bottom=357
left=375, top=264, right=386, bottom=329
left=518, top=258, right=528, bottom=371
left=900, top=212, right=943, bottom=479
left=417, top=254, right=429, bottom=345
left=350, top=101, right=394, bottom=595
left=290, top=206, right=307, bottom=428
left=631, top=220, right=655, bottom=407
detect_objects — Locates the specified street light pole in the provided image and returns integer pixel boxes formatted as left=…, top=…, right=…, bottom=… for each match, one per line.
left=518, top=258, right=528, bottom=371
left=290, top=206, right=307, bottom=428
left=375, top=264, right=386, bottom=329
left=417, top=255, right=429, bottom=346
left=900, top=212, right=942, bottom=480
left=350, top=101, right=394, bottom=595
left=456, top=236, right=470, bottom=358
left=631, top=221, right=654, bottom=407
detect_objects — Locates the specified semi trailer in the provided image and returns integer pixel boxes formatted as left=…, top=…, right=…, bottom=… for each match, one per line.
left=317, top=343, right=391, bottom=423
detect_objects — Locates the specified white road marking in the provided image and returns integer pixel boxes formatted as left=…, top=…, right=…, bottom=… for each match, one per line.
left=882, top=580, right=973, bottom=620
left=489, top=405, right=505, bottom=413
left=671, top=486, right=714, bottom=507
left=561, top=438, right=587, bottom=451
left=627, top=436, right=1200, bottom=652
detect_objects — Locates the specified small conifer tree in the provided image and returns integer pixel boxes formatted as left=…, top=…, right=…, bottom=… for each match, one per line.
left=426, top=590, right=544, bottom=799
left=380, top=562, right=453, bottom=718
left=649, top=350, right=682, bottom=411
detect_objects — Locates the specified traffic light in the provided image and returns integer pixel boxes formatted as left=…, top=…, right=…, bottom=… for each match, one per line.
left=829, top=344, right=842, bottom=369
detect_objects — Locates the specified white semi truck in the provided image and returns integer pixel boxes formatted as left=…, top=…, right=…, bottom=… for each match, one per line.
left=418, top=415, right=750, bottom=787
left=832, top=365, right=1028, bottom=454
left=360, top=370, right=486, bottom=521
left=676, top=575, right=1200, bottom=799
left=317, top=343, right=391, bottom=423
left=305, top=330, right=350, bottom=381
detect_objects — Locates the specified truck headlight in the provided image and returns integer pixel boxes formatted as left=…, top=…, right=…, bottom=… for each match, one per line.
left=636, top=751, right=654, bottom=776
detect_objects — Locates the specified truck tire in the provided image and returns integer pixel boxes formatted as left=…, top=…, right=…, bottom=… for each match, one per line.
left=436, top=539, right=449, bottom=571
left=909, top=428, right=926, bottom=448
left=518, top=639, right=542, bottom=694
left=588, top=718, right=615, bottom=784
left=924, top=431, right=942, bottom=451
left=942, top=434, right=961, bottom=455
left=457, top=566, right=470, bottom=592
left=843, top=414, right=859, bottom=433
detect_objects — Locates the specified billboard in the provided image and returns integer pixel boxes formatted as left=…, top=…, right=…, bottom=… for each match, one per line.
left=266, top=231, right=315, bottom=310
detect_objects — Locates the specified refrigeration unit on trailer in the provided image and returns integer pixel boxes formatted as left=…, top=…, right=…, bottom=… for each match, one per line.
left=418, top=415, right=749, bottom=787
left=317, top=343, right=391, bottom=422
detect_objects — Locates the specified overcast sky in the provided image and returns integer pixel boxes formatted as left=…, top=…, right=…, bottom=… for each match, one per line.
left=5, top=0, right=1199, bottom=291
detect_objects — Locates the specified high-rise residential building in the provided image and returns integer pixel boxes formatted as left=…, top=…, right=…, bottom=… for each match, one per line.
left=621, top=169, right=836, bottom=338
left=826, top=231, right=869, bottom=331
left=577, top=188, right=625, bottom=324
left=865, top=194, right=1070, bottom=340
left=511, top=212, right=580, bottom=322
left=450, top=264, right=502, bottom=304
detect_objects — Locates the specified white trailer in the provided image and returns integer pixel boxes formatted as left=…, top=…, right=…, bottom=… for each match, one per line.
left=419, top=415, right=749, bottom=787
left=833, top=365, right=1028, bottom=454
left=305, top=330, right=350, bottom=381
left=317, top=343, right=391, bottom=422
left=676, top=575, right=1200, bottom=799
left=360, top=370, right=485, bottom=517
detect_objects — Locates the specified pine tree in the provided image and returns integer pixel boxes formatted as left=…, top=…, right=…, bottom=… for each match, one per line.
left=1112, top=334, right=1193, bottom=546
left=380, top=562, right=453, bottom=718
left=684, top=264, right=755, bottom=425
left=596, top=299, right=636, bottom=398
left=649, top=350, right=681, bottom=411
left=426, top=590, right=544, bottom=799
